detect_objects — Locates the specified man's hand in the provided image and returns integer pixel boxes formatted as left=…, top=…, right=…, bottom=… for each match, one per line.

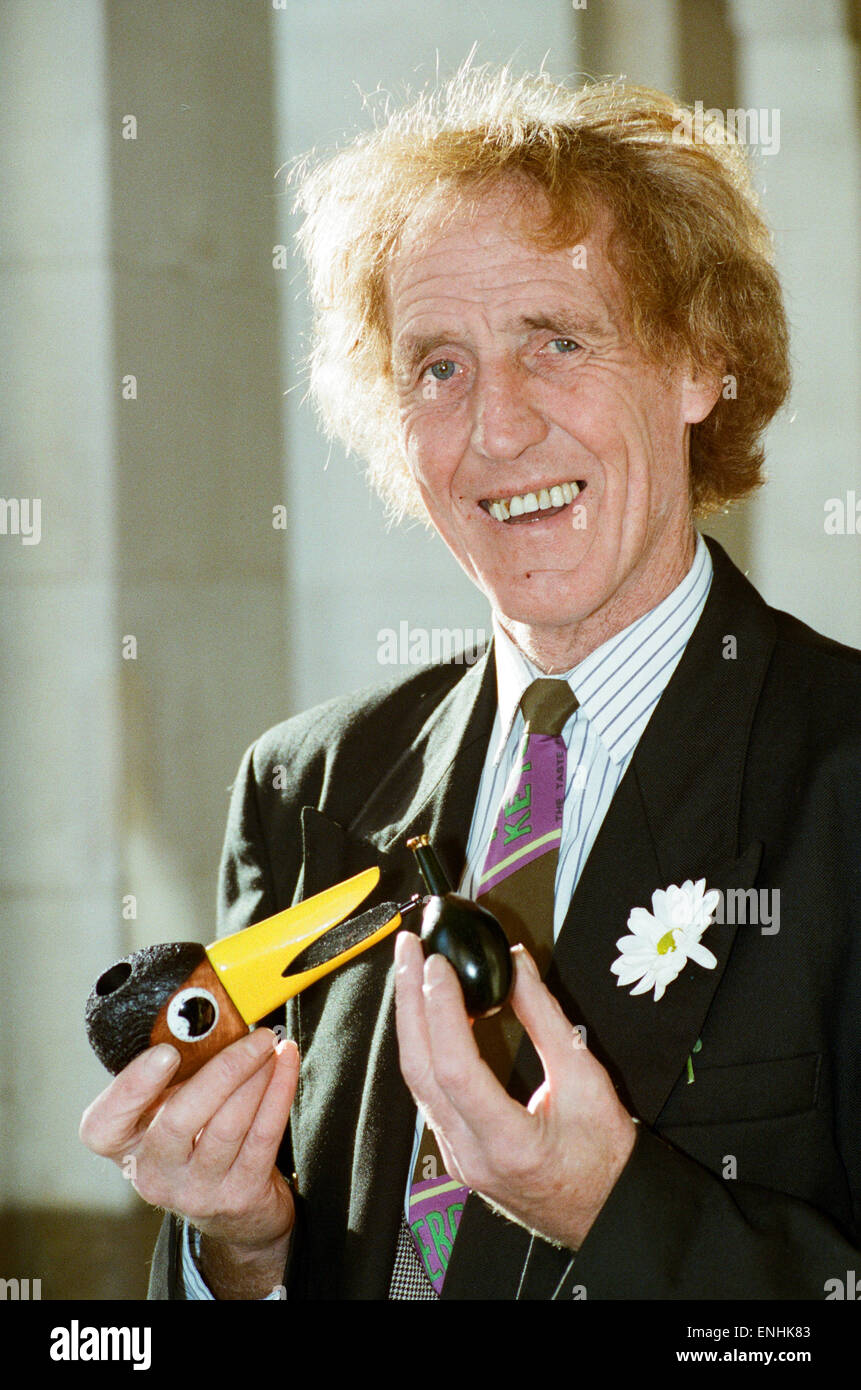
left=395, top=934, right=636, bottom=1251
left=79, top=1028, right=299, bottom=1298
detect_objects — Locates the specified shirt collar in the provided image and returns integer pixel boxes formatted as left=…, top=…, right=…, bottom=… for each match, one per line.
left=491, top=530, right=713, bottom=764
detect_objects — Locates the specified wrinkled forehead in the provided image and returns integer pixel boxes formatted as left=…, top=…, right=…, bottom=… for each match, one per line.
left=383, top=176, right=624, bottom=339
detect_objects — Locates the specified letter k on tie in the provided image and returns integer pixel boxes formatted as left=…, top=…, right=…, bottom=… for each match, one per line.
left=406, top=678, right=579, bottom=1293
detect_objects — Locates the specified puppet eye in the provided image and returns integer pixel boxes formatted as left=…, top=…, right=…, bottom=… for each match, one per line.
left=166, top=987, right=219, bottom=1041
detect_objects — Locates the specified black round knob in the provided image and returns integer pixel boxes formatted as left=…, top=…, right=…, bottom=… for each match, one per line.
left=419, top=894, right=513, bottom=1018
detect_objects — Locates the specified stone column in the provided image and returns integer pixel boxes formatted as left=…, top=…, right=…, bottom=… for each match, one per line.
left=0, top=0, right=288, bottom=1220
left=582, top=0, right=681, bottom=93
left=0, top=1, right=124, bottom=1209
left=728, top=0, right=861, bottom=644
left=105, top=0, right=287, bottom=958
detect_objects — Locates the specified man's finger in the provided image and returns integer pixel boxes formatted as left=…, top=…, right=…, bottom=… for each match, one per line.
left=186, top=1052, right=278, bottom=1177
left=231, top=1040, right=300, bottom=1181
left=193, top=1038, right=299, bottom=1179
left=395, top=933, right=483, bottom=1152
left=147, top=1029, right=281, bottom=1167
left=418, top=951, right=523, bottom=1138
left=395, top=931, right=443, bottom=1099
left=507, top=945, right=590, bottom=1083
left=79, top=1044, right=181, bottom=1157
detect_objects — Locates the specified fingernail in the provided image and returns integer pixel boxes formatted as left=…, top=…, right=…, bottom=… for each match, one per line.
left=425, top=952, right=450, bottom=985
left=148, top=1044, right=180, bottom=1074
left=513, top=944, right=539, bottom=978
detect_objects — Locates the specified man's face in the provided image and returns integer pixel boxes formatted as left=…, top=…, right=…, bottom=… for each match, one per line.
left=386, top=184, right=719, bottom=658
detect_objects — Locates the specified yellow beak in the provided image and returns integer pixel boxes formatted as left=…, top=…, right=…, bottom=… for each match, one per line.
left=205, top=866, right=392, bottom=1022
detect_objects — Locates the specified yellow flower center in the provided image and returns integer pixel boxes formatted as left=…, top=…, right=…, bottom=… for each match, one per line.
left=656, top=929, right=677, bottom=956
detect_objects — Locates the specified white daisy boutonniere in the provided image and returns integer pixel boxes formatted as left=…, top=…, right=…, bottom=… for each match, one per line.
left=611, top=879, right=721, bottom=1003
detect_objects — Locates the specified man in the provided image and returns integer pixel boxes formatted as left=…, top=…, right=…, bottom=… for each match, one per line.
left=80, top=69, right=861, bottom=1299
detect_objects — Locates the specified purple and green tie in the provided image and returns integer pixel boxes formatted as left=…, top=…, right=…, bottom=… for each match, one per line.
left=406, top=678, right=579, bottom=1293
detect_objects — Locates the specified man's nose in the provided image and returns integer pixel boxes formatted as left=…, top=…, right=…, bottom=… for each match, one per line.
left=469, top=361, right=548, bottom=461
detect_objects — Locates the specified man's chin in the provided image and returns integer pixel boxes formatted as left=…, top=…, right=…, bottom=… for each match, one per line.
left=487, top=581, right=597, bottom=637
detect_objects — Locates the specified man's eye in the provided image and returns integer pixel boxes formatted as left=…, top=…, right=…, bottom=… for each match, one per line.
left=548, top=338, right=581, bottom=353
left=427, top=359, right=457, bottom=381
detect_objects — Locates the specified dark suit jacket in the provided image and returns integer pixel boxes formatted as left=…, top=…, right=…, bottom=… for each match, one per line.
left=150, top=535, right=861, bottom=1299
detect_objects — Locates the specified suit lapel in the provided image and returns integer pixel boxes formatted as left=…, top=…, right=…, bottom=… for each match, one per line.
left=361, top=648, right=498, bottom=882
left=297, top=649, right=497, bottom=903
left=517, top=537, right=776, bottom=1124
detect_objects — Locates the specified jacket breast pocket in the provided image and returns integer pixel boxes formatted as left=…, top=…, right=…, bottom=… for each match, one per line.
left=656, top=1051, right=822, bottom=1128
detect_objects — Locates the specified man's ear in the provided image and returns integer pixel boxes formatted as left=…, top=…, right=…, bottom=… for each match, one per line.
left=681, top=362, right=725, bottom=425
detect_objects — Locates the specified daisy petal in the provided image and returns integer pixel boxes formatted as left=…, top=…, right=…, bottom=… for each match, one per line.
left=687, top=943, right=718, bottom=971
left=626, top=908, right=659, bottom=937
left=650, top=888, right=670, bottom=919
left=630, top=976, right=655, bottom=996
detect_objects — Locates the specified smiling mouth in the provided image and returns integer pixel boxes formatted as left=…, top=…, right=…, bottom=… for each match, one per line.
left=479, top=480, right=586, bottom=523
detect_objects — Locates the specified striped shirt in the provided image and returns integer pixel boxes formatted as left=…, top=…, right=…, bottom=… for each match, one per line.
left=459, top=529, right=713, bottom=934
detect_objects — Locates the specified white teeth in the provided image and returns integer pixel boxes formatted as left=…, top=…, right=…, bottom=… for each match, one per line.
left=484, top=480, right=583, bottom=519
